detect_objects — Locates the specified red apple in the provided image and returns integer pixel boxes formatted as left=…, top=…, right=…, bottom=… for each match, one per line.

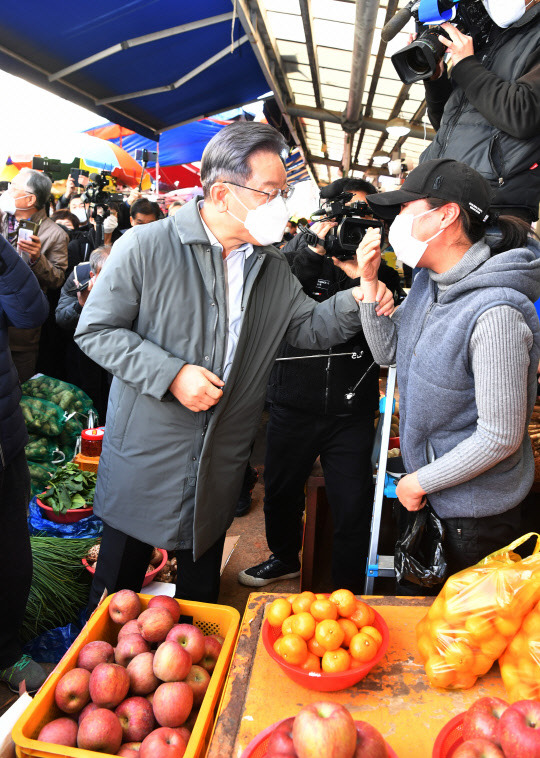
left=353, top=721, right=389, bottom=758
left=173, top=727, right=191, bottom=745
left=266, top=718, right=296, bottom=756
left=292, top=701, right=357, bottom=758
left=462, top=697, right=508, bottom=746
left=152, top=682, right=193, bottom=728
left=77, top=707, right=123, bottom=754
left=208, top=633, right=224, bottom=646
left=77, top=640, right=115, bottom=672
left=118, top=620, right=142, bottom=640
left=166, top=624, right=205, bottom=664
left=200, top=635, right=222, bottom=673
left=146, top=692, right=156, bottom=706
left=498, top=699, right=540, bottom=758
left=138, top=608, right=175, bottom=644
left=139, top=726, right=188, bottom=758
left=78, top=702, right=101, bottom=725
left=89, top=663, right=130, bottom=708
left=37, top=717, right=78, bottom=746
left=184, top=665, right=210, bottom=707
left=115, top=634, right=151, bottom=667
left=54, top=667, right=91, bottom=714
left=115, top=696, right=156, bottom=742
left=109, top=590, right=142, bottom=625
left=127, top=652, right=160, bottom=696
left=153, top=640, right=191, bottom=682
left=148, top=596, right=181, bottom=624
left=117, top=742, right=141, bottom=757
left=453, top=739, right=505, bottom=758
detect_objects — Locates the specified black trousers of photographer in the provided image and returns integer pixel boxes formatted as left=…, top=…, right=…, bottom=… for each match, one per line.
left=264, top=404, right=375, bottom=594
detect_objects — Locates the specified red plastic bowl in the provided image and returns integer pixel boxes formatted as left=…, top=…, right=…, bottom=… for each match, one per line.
left=262, top=606, right=389, bottom=692
left=240, top=718, right=399, bottom=758
left=82, top=548, right=168, bottom=588
left=36, top=496, right=93, bottom=524
left=432, top=713, right=466, bottom=758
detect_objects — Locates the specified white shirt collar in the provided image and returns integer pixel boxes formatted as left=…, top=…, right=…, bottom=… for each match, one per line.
left=197, top=200, right=254, bottom=258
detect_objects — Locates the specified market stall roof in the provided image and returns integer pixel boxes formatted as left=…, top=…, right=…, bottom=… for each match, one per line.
left=0, top=1, right=270, bottom=141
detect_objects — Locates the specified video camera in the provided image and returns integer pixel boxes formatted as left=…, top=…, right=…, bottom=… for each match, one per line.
left=385, top=0, right=493, bottom=84
left=302, top=179, right=384, bottom=261
left=81, top=171, right=124, bottom=208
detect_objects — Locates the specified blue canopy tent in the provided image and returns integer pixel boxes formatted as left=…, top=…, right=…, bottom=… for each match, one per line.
left=0, top=1, right=270, bottom=140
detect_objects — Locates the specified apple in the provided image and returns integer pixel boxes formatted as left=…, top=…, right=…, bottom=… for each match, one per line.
left=200, top=635, right=222, bottom=673
left=498, top=699, right=540, bottom=758
left=292, top=701, right=357, bottom=758
left=152, top=682, right=193, bottom=728
left=166, top=624, right=205, bottom=664
left=115, top=696, right=156, bottom=742
left=54, top=667, right=91, bottom=714
left=78, top=702, right=101, bottom=725
left=462, top=697, right=508, bottom=746
left=109, top=590, right=142, bottom=625
left=153, top=640, right=191, bottom=682
left=148, top=596, right=181, bottom=624
left=115, top=634, right=151, bottom=667
left=173, top=727, right=191, bottom=745
left=37, top=717, right=78, bottom=746
left=117, top=742, right=141, bottom=756
left=89, top=663, right=130, bottom=708
left=208, top=633, right=224, bottom=646
left=77, top=707, right=123, bottom=754
left=184, top=665, right=211, bottom=706
left=127, top=652, right=160, bottom=695
left=138, top=608, right=175, bottom=644
left=266, top=717, right=296, bottom=757
left=139, top=726, right=188, bottom=758
left=453, top=739, right=505, bottom=758
left=118, top=620, right=143, bottom=640
left=146, top=692, right=156, bottom=706
left=353, top=722, right=389, bottom=758
left=78, top=641, right=115, bottom=671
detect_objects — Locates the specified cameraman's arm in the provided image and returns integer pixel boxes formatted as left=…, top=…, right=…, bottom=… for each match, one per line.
left=424, top=66, right=454, bottom=130
left=284, top=221, right=336, bottom=293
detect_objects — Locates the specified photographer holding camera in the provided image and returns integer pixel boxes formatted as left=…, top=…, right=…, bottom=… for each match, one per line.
left=238, top=178, right=400, bottom=593
left=417, top=0, right=540, bottom=222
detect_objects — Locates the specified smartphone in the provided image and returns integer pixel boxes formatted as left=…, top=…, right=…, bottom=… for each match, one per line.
left=17, top=219, right=38, bottom=251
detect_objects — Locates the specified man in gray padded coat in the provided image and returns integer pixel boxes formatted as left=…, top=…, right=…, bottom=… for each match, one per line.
left=76, top=122, right=393, bottom=609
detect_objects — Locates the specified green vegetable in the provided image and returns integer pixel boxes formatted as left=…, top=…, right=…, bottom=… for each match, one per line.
left=25, top=434, right=58, bottom=463
left=20, top=396, right=66, bottom=437
left=21, top=376, right=95, bottom=416
left=40, top=462, right=96, bottom=513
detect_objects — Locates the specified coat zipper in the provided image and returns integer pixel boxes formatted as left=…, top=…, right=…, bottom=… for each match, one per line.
left=0, top=439, right=5, bottom=468
left=324, top=348, right=332, bottom=414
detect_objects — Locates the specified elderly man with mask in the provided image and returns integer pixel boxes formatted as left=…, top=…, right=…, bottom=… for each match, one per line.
left=75, top=122, right=395, bottom=609
left=0, top=168, right=68, bottom=381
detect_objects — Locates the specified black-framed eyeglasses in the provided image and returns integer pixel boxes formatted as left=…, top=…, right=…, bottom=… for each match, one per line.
left=225, top=181, right=295, bottom=202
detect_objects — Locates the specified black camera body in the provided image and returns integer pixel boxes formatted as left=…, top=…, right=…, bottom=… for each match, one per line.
left=391, top=0, right=493, bottom=83
left=310, top=190, right=384, bottom=261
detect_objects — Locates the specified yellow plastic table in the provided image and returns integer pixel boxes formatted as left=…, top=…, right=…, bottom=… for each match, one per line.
left=207, top=594, right=509, bottom=758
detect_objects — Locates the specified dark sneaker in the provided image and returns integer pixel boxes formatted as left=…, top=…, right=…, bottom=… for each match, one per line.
left=0, top=654, right=48, bottom=694
left=234, top=466, right=259, bottom=517
left=238, top=555, right=301, bottom=587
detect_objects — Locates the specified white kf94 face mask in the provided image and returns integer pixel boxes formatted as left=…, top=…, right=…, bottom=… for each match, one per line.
left=226, top=186, right=290, bottom=246
left=388, top=207, right=443, bottom=269
left=482, top=0, right=534, bottom=28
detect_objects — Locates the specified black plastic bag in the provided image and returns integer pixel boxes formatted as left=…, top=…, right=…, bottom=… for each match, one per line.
left=394, top=502, right=447, bottom=587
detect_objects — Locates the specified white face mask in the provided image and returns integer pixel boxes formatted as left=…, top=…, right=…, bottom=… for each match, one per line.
left=72, top=207, right=88, bottom=224
left=226, top=186, right=290, bottom=246
left=482, top=0, right=533, bottom=27
left=103, top=215, right=118, bottom=234
left=388, top=207, right=443, bottom=268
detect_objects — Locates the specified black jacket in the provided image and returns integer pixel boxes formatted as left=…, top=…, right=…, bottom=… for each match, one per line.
left=267, top=234, right=401, bottom=416
left=421, top=4, right=540, bottom=221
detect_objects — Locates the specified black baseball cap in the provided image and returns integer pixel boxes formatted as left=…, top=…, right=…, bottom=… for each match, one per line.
left=366, top=159, right=493, bottom=221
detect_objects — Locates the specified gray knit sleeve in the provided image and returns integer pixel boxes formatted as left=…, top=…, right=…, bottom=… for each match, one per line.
left=358, top=301, right=402, bottom=365
left=416, top=305, right=533, bottom=494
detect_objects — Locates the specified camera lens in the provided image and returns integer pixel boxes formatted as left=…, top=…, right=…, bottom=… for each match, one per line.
left=406, top=46, right=432, bottom=75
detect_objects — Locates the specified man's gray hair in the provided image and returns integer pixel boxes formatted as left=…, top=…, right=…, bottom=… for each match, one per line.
left=200, top=122, right=289, bottom=198
left=19, top=168, right=52, bottom=210
left=89, top=245, right=112, bottom=274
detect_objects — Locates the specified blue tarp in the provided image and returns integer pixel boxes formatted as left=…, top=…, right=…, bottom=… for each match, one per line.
left=0, top=1, right=270, bottom=140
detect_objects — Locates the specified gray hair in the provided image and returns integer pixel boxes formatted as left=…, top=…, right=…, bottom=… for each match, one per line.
left=19, top=168, right=52, bottom=210
left=89, top=245, right=111, bottom=274
left=200, top=122, right=289, bottom=199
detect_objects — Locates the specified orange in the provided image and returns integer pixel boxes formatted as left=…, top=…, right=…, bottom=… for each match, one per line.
left=290, top=612, right=317, bottom=641
left=453, top=672, right=477, bottom=690
left=273, top=637, right=284, bottom=657
left=521, top=611, right=540, bottom=637
left=361, top=625, right=383, bottom=647
left=349, top=632, right=378, bottom=663
left=286, top=595, right=297, bottom=604
left=322, top=648, right=351, bottom=673
left=315, top=593, right=327, bottom=600
left=310, top=598, right=338, bottom=622
left=278, top=633, right=308, bottom=666
left=417, top=634, right=435, bottom=663
left=425, top=654, right=455, bottom=689
left=329, top=589, right=357, bottom=618
left=471, top=651, right=493, bottom=676
left=464, top=614, right=495, bottom=642
left=350, top=600, right=375, bottom=629
left=300, top=652, right=321, bottom=673
left=281, top=616, right=295, bottom=636
left=479, top=632, right=507, bottom=660
left=337, top=618, right=358, bottom=648
left=315, top=619, right=345, bottom=651
left=267, top=598, right=292, bottom=628
left=443, top=640, right=474, bottom=672
left=292, top=591, right=316, bottom=615
left=307, top=636, right=327, bottom=658
left=494, top=614, right=521, bottom=639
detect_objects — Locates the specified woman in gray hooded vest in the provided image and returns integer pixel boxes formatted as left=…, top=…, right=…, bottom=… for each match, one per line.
left=341, top=158, right=540, bottom=575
